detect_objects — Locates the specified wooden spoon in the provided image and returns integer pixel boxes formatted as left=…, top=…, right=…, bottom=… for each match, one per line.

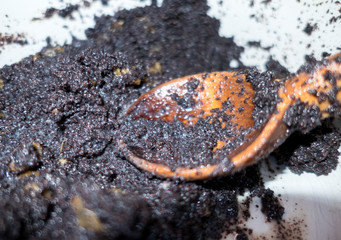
left=119, top=53, right=341, bottom=180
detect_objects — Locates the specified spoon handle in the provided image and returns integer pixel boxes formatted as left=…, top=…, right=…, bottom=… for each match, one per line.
left=230, top=53, right=341, bottom=171
left=283, top=53, right=341, bottom=121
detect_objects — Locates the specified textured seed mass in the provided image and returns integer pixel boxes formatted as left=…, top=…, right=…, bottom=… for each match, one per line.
left=0, top=0, right=340, bottom=239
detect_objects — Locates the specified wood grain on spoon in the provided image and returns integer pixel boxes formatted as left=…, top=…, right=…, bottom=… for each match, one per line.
left=126, top=72, right=255, bottom=130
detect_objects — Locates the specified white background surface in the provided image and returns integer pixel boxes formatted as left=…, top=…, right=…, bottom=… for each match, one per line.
left=1, top=0, right=341, bottom=239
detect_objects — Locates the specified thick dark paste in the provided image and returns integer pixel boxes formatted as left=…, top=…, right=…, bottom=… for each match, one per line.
left=0, top=0, right=340, bottom=239
left=274, top=119, right=341, bottom=175
left=120, top=114, right=253, bottom=169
